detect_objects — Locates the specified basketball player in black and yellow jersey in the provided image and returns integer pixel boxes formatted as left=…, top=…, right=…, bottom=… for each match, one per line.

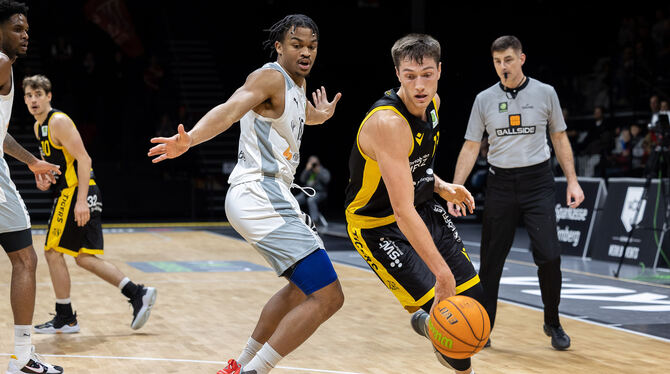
left=344, top=34, right=482, bottom=374
left=23, top=75, right=157, bottom=334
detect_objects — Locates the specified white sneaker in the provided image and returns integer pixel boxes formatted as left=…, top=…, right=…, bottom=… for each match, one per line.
left=6, top=346, right=63, bottom=373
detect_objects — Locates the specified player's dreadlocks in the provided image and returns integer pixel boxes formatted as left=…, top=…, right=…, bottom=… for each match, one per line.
left=263, top=14, right=319, bottom=56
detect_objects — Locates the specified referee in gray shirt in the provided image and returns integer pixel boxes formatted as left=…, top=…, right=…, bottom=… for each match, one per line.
left=449, top=36, right=584, bottom=350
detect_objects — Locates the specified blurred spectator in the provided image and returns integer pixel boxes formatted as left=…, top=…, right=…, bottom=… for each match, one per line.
left=608, top=126, right=632, bottom=176
left=650, top=94, right=661, bottom=115
left=576, top=106, right=614, bottom=177
left=630, top=123, right=649, bottom=176
left=295, top=155, right=330, bottom=228
left=661, top=99, right=669, bottom=111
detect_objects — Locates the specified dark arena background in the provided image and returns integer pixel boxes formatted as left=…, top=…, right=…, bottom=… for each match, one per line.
left=0, top=0, right=668, bottom=373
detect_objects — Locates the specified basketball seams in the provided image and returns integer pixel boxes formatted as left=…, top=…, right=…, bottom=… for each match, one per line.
left=430, top=300, right=478, bottom=349
left=446, top=298, right=483, bottom=345
left=429, top=296, right=490, bottom=358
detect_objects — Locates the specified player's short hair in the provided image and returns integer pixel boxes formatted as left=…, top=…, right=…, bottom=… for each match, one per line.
left=23, top=74, right=52, bottom=94
left=0, top=0, right=27, bottom=24
left=391, top=34, right=441, bottom=68
left=263, top=14, right=319, bottom=56
left=491, top=35, right=523, bottom=55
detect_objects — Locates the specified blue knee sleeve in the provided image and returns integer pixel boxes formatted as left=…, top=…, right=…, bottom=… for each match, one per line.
left=288, top=249, right=338, bottom=295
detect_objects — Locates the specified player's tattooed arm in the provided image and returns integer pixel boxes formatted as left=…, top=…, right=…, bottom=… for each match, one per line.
left=3, top=133, right=60, bottom=179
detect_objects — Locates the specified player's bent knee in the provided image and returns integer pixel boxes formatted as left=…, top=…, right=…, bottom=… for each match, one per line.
left=74, top=253, right=95, bottom=268
left=286, top=248, right=339, bottom=297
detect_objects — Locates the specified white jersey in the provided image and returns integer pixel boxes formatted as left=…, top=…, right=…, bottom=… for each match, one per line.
left=0, top=65, right=14, bottom=158
left=228, top=62, right=306, bottom=186
left=0, top=66, right=30, bottom=233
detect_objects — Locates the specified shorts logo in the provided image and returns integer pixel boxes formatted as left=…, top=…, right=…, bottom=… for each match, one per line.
left=498, top=102, right=508, bottom=113
left=379, top=237, right=403, bottom=268
left=350, top=228, right=379, bottom=271
left=432, top=204, right=461, bottom=242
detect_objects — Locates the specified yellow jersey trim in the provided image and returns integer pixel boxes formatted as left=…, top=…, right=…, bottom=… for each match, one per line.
left=346, top=106, right=414, bottom=229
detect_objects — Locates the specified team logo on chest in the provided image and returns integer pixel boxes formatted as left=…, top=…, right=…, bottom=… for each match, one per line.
left=495, top=113, right=536, bottom=136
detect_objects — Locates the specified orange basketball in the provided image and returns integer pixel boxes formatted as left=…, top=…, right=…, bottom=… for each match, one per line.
left=428, top=295, right=491, bottom=359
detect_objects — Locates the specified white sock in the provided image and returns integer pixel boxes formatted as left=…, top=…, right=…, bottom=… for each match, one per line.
left=236, top=337, right=263, bottom=367
left=14, top=325, right=32, bottom=366
left=55, top=298, right=71, bottom=304
left=243, top=343, right=282, bottom=374
left=118, top=277, right=130, bottom=290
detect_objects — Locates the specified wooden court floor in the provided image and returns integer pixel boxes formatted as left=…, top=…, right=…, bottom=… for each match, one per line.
left=0, top=230, right=668, bottom=373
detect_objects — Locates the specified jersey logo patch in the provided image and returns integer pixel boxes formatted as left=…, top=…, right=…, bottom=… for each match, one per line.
left=283, top=147, right=292, bottom=160
left=415, top=132, right=424, bottom=146
left=41, top=125, right=48, bottom=137
left=430, top=109, right=438, bottom=128
left=498, top=102, right=508, bottom=113
left=496, top=114, right=536, bottom=136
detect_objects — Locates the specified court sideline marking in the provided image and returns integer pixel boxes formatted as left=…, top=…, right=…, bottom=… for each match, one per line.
left=0, top=353, right=363, bottom=374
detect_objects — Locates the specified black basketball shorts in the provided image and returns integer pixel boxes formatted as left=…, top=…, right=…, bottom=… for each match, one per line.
left=45, top=185, right=103, bottom=257
left=347, top=199, right=480, bottom=313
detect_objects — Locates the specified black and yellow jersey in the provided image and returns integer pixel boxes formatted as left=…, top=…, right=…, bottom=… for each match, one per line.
left=36, top=108, right=95, bottom=195
left=345, top=88, right=440, bottom=229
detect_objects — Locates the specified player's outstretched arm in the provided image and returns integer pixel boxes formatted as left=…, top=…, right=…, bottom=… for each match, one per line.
left=361, top=110, right=456, bottom=313
left=306, top=86, right=342, bottom=125
left=148, top=69, right=283, bottom=163
left=3, top=133, right=61, bottom=182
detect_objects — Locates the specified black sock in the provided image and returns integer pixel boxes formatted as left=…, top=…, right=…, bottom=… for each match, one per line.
left=121, top=281, right=140, bottom=299
left=55, top=302, right=73, bottom=317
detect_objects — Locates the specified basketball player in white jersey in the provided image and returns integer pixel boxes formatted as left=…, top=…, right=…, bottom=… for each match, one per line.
left=149, top=15, right=343, bottom=374
left=0, top=1, right=64, bottom=373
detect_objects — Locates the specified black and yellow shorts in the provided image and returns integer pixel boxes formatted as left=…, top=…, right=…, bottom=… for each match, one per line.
left=45, top=184, right=103, bottom=257
left=347, top=199, right=480, bottom=313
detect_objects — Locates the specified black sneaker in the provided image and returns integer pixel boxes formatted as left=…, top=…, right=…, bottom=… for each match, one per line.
left=410, top=310, right=429, bottom=338
left=34, top=312, right=80, bottom=334
left=543, top=324, right=571, bottom=350
left=129, top=285, right=157, bottom=330
left=484, top=338, right=491, bottom=348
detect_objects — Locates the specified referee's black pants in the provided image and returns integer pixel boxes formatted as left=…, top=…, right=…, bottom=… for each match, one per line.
left=480, top=160, right=563, bottom=329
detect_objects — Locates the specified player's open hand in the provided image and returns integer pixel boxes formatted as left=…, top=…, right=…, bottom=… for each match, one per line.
left=438, top=183, right=475, bottom=216
left=74, top=200, right=90, bottom=227
left=307, top=86, right=342, bottom=124
left=148, top=124, right=192, bottom=163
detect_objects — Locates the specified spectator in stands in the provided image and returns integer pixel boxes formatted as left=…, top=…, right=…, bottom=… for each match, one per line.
left=630, top=123, right=649, bottom=176
left=650, top=95, right=661, bottom=115
left=295, top=155, right=330, bottom=228
left=609, top=126, right=632, bottom=176
left=661, top=99, right=669, bottom=112
left=576, top=106, right=614, bottom=177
